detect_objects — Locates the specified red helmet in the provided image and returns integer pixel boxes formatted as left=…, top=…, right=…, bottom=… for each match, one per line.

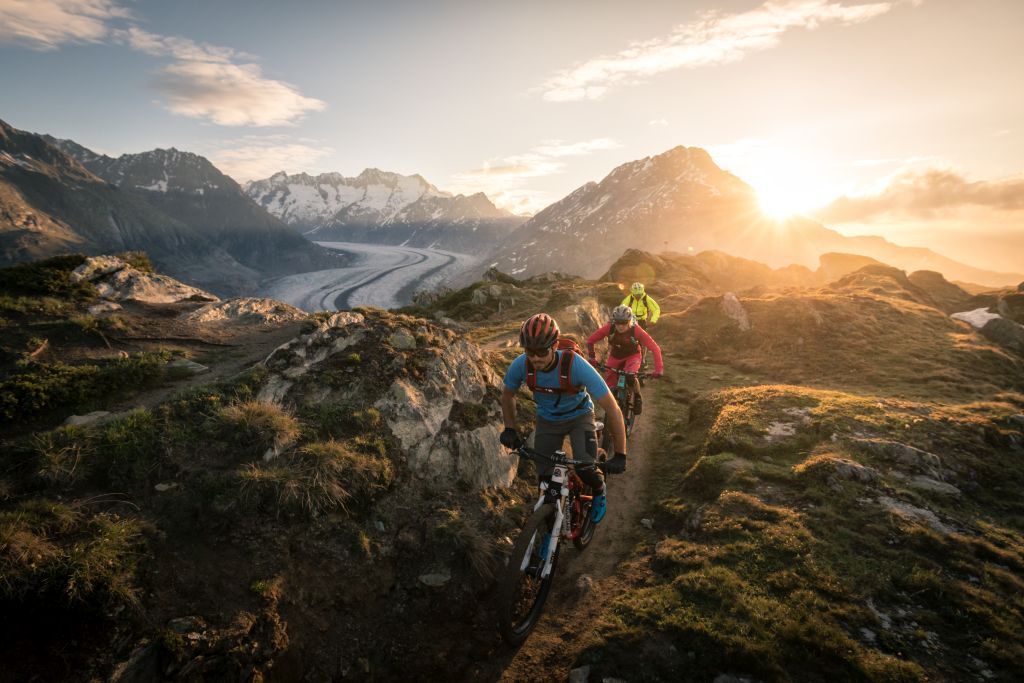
left=519, top=313, right=559, bottom=348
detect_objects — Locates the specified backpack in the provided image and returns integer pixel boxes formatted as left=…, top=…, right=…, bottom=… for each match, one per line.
left=629, top=293, right=650, bottom=314
left=525, top=337, right=586, bottom=395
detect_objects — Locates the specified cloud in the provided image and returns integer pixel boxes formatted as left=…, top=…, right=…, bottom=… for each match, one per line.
left=648, top=118, right=669, bottom=126
left=541, top=0, right=900, bottom=102
left=207, top=135, right=334, bottom=182
left=152, top=61, right=326, bottom=127
left=451, top=137, right=622, bottom=215
left=0, top=1, right=324, bottom=126
left=0, top=0, right=130, bottom=49
left=813, top=168, right=1024, bottom=223
left=113, top=26, right=239, bottom=63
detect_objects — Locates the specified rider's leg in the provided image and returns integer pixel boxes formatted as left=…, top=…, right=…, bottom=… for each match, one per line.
left=623, top=353, right=643, bottom=414
left=565, top=412, right=606, bottom=523
left=532, top=417, right=566, bottom=485
left=566, top=412, right=605, bottom=493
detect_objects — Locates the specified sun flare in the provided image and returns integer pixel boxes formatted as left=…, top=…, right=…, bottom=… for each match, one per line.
left=755, top=182, right=809, bottom=220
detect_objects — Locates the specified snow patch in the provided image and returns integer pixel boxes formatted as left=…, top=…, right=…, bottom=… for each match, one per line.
left=951, top=307, right=1001, bottom=328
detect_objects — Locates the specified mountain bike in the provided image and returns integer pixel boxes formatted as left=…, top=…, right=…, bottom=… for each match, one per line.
left=600, top=365, right=651, bottom=451
left=497, top=445, right=605, bottom=645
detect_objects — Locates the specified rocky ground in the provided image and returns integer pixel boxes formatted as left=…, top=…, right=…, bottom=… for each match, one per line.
left=1, top=250, right=1023, bottom=681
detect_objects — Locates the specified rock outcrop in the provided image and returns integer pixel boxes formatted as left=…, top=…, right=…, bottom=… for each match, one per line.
left=71, top=255, right=218, bottom=304
left=257, top=311, right=514, bottom=489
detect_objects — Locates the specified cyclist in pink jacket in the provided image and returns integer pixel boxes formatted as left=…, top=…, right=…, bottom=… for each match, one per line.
left=586, top=305, right=664, bottom=415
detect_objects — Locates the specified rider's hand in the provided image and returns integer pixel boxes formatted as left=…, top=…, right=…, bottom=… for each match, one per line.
left=500, top=428, right=523, bottom=450
left=606, top=452, right=627, bottom=474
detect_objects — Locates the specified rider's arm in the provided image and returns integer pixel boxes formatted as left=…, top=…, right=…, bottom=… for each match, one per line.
left=595, top=392, right=627, bottom=455
left=635, top=326, right=664, bottom=373
left=586, top=323, right=612, bottom=358
left=500, top=356, right=527, bottom=428
left=500, top=387, right=518, bottom=429
left=647, top=296, right=661, bottom=324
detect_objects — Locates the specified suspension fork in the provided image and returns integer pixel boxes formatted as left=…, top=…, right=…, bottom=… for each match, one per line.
left=526, top=466, right=570, bottom=578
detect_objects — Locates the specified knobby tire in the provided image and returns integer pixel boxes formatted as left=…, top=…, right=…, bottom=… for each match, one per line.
left=498, top=503, right=559, bottom=645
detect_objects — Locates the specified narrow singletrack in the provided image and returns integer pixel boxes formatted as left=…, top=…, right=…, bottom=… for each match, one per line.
left=485, top=399, right=659, bottom=682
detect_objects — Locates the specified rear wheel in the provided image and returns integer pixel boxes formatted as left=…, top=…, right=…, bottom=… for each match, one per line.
left=498, top=504, right=559, bottom=645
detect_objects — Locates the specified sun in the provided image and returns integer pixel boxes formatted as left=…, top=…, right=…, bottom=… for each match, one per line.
left=755, top=181, right=809, bottom=221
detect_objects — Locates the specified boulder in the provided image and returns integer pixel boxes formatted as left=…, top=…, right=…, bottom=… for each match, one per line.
left=72, top=256, right=218, bottom=304
left=259, top=313, right=516, bottom=490
left=980, top=317, right=1024, bottom=353
left=721, top=292, right=751, bottom=331
left=181, top=298, right=307, bottom=325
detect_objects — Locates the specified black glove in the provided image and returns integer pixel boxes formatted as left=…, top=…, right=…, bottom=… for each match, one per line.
left=500, top=428, right=523, bottom=450
left=605, top=453, right=627, bottom=474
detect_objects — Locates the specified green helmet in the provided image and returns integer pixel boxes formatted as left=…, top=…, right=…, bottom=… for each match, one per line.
left=630, top=282, right=645, bottom=297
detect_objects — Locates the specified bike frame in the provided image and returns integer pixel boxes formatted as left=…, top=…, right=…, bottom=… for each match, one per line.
left=521, top=450, right=591, bottom=579
left=601, top=364, right=649, bottom=433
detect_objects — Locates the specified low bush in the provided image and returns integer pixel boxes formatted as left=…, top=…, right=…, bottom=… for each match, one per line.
left=0, top=352, right=170, bottom=423
left=0, top=499, right=142, bottom=609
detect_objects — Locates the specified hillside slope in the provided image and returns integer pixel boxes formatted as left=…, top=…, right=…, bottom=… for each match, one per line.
left=2, top=251, right=1022, bottom=681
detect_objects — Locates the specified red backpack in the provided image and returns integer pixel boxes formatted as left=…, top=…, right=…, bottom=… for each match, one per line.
left=525, top=337, right=586, bottom=395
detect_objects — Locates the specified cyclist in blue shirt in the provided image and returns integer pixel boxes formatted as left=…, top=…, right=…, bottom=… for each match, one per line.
left=499, top=313, right=628, bottom=523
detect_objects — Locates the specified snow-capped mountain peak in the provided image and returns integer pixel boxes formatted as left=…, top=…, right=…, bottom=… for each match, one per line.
left=245, top=169, right=506, bottom=229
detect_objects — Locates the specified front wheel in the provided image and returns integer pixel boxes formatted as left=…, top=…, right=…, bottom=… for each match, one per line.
left=573, top=478, right=602, bottom=550
left=498, top=504, right=559, bottom=645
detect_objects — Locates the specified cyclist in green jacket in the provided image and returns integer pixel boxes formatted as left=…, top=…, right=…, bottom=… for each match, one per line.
left=622, top=282, right=660, bottom=329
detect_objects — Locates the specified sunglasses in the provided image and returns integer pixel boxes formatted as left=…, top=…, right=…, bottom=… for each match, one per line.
left=524, top=346, right=552, bottom=358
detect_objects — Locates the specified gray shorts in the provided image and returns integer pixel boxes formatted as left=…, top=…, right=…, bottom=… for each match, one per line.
left=533, top=411, right=602, bottom=490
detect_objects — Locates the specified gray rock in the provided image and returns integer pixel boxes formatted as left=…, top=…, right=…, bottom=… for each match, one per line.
left=109, top=643, right=160, bottom=683
left=167, top=359, right=210, bottom=376
left=980, top=317, right=1024, bottom=353
left=167, top=616, right=205, bottom=633
left=418, top=570, right=452, bottom=587
left=721, top=292, right=751, bottom=331
left=907, top=475, right=961, bottom=496
left=388, top=328, right=417, bottom=350
left=850, top=438, right=942, bottom=476
left=640, top=518, right=654, bottom=529
left=88, top=301, right=123, bottom=315
left=877, top=496, right=953, bottom=535
left=575, top=575, right=594, bottom=598
left=63, top=410, right=112, bottom=427
left=568, top=665, right=591, bottom=683
left=154, top=482, right=179, bottom=492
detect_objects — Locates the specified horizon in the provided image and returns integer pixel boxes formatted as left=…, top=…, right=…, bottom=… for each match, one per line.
left=1, top=0, right=1022, bottom=272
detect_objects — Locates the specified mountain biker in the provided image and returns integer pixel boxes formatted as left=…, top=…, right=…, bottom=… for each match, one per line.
left=586, top=305, right=664, bottom=416
left=622, top=282, right=660, bottom=329
left=500, top=313, right=628, bottom=524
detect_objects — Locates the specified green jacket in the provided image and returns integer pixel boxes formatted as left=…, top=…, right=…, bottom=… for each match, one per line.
left=621, top=292, right=660, bottom=324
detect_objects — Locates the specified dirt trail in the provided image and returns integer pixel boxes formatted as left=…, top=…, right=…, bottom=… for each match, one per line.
left=484, top=396, right=660, bottom=682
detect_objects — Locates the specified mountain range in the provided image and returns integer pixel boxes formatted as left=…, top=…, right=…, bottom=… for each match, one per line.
left=0, top=118, right=344, bottom=295
left=482, top=146, right=1022, bottom=288
left=245, top=170, right=524, bottom=252
left=2, top=115, right=1019, bottom=294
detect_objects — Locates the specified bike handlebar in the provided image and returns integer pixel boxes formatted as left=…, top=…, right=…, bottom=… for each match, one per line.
left=513, top=445, right=576, bottom=467
left=598, top=364, right=654, bottom=379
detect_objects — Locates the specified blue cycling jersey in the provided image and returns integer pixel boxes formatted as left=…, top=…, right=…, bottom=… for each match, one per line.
left=503, top=350, right=610, bottom=422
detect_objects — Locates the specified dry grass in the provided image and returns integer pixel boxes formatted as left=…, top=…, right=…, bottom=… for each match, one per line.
left=219, top=399, right=301, bottom=456
left=239, top=439, right=393, bottom=518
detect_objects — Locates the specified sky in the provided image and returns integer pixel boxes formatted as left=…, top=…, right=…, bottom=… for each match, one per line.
left=1, top=0, right=1022, bottom=272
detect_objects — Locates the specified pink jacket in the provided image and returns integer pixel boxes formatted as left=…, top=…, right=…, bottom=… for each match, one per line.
left=587, top=323, right=664, bottom=373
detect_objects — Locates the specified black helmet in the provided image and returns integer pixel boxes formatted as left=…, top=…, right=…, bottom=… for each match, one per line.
left=519, top=313, right=559, bottom=348
left=611, top=305, right=634, bottom=323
